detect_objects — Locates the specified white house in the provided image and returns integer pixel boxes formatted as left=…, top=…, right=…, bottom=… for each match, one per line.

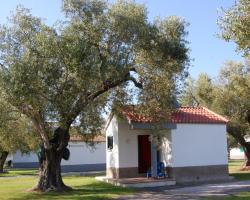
left=230, top=148, right=245, bottom=160
left=7, top=135, right=106, bottom=172
left=105, top=106, right=230, bottom=183
left=229, top=135, right=250, bottom=160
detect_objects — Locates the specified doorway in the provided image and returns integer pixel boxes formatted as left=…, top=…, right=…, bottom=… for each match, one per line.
left=138, top=135, right=151, bottom=173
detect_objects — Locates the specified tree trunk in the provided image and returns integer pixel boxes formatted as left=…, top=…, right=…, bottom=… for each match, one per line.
left=226, top=122, right=250, bottom=168
left=0, top=151, right=8, bottom=173
left=242, top=143, right=250, bottom=168
left=32, top=127, right=71, bottom=192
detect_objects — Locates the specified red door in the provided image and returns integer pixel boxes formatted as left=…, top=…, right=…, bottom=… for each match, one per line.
left=138, top=135, right=151, bottom=173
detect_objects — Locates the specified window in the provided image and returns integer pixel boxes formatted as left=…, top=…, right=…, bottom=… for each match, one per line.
left=107, top=136, right=113, bottom=150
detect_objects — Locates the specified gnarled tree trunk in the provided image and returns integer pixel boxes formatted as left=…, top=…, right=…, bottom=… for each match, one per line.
left=227, top=122, right=250, bottom=168
left=241, top=142, right=250, bottom=168
left=0, top=151, right=8, bottom=173
left=33, top=127, right=71, bottom=192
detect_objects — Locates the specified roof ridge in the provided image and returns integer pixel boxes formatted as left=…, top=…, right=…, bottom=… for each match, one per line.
left=109, top=106, right=229, bottom=124
left=179, top=106, right=197, bottom=108
left=201, top=106, right=228, bottom=122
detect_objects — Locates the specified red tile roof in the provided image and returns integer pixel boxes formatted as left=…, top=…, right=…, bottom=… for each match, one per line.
left=122, top=106, right=228, bottom=124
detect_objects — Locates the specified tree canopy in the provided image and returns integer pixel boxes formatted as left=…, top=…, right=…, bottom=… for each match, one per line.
left=218, top=0, right=250, bottom=164
left=180, top=73, right=214, bottom=107
left=0, top=1, right=189, bottom=138
left=181, top=61, right=250, bottom=164
left=0, top=0, right=190, bottom=191
left=219, top=0, right=250, bottom=56
left=0, top=93, right=38, bottom=172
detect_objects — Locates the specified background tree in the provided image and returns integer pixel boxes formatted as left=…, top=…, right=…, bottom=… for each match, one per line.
left=218, top=0, right=250, bottom=166
left=215, top=61, right=250, bottom=166
left=181, top=61, right=250, bottom=166
left=180, top=77, right=198, bottom=106
left=0, top=95, right=38, bottom=173
left=218, top=0, right=250, bottom=56
left=0, top=0, right=189, bottom=192
left=180, top=73, right=214, bottom=107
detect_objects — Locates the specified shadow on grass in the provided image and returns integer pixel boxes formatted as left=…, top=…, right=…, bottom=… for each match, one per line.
left=230, top=173, right=250, bottom=181
left=229, top=160, right=245, bottom=167
left=0, top=168, right=38, bottom=177
left=212, top=193, right=250, bottom=200
left=12, top=181, right=135, bottom=200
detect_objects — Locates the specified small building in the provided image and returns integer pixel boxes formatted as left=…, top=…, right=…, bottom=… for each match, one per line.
left=105, top=106, right=230, bottom=183
left=7, top=135, right=106, bottom=172
left=229, top=147, right=245, bottom=160
left=229, top=135, right=250, bottom=160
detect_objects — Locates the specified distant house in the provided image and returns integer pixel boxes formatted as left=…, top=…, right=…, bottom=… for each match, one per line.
left=230, top=147, right=245, bottom=160
left=229, top=135, right=250, bottom=160
left=105, top=106, right=230, bottom=183
left=7, top=135, right=106, bottom=172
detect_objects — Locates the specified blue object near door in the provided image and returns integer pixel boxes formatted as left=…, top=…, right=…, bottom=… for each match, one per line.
left=147, top=162, right=167, bottom=178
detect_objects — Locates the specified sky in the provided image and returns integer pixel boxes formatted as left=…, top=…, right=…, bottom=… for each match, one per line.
left=0, top=0, right=244, bottom=79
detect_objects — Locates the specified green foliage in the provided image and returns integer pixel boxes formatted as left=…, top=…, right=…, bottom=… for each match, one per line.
left=180, top=61, right=250, bottom=149
left=0, top=0, right=189, bottom=145
left=219, top=0, right=250, bottom=56
left=179, top=77, right=197, bottom=106
left=215, top=62, right=250, bottom=149
left=0, top=94, right=38, bottom=154
left=180, top=73, right=214, bottom=108
left=215, top=61, right=250, bottom=124
left=218, top=0, right=250, bottom=151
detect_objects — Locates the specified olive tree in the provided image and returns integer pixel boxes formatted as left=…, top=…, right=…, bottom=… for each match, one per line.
left=181, top=62, right=250, bottom=166
left=215, top=62, right=250, bottom=166
left=180, top=73, right=214, bottom=107
left=0, top=95, right=38, bottom=173
left=218, top=0, right=250, bottom=56
left=0, top=0, right=189, bottom=191
left=218, top=0, right=250, bottom=165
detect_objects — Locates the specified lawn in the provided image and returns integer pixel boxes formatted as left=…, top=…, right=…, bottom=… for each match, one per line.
left=0, top=168, right=38, bottom=177
left=0, top=172, right=134, bottom=200
left=228, top=159, right=250, bottom=181
left=207, top=159, right=250, bottom=200
left=0, top=160, right=250, bottom=200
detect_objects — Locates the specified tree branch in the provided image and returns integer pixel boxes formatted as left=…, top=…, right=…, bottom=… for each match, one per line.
left=0, top=62, right=6, bottom=69
left=18, top=103, right=51, bottom=149
left=88, top=73, right=142, bottom=100
left=66, top=72, right=142, bottom=124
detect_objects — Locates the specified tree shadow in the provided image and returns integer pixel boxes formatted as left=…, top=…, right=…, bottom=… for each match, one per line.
left=13, top=181, right=135, bottom=200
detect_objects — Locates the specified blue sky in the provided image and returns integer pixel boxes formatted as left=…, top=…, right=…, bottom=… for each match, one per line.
left=0, top=0, right=243, bottom=79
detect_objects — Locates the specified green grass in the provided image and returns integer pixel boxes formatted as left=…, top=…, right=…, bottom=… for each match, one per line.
left=205, top=159, right=250, bottom=200
left=214, top=192, right=250, bottom=200
left=0, top=175, right=134, bottom=200
left=0, top=168, right=38, bottom=177
left=0, top=160, right=249, bottom=200
left=228, top=159, right=250, bottom=181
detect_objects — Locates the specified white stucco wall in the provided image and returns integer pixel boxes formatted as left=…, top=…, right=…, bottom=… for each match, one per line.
left=161, top=131, right=173, bottom=166
left=61, top=142, right=106, bottom=165
left=117, top=121, right=151, bottom=168
left=13, top=151, right=38, bottom=163
left=106, top=117, right=152, bottom=169
left=11, top=142, right=106, bottom=166
left=171, top=124, right=228, bottom=167
left=6, top=154, right=13, bottom=162
left=106, top=116, right=119, bottom=168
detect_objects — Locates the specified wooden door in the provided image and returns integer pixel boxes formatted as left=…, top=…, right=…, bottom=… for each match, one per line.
left=138, top=135, right=151, bottom=173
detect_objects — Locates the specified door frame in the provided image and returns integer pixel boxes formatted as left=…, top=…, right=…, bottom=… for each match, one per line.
left=138, top=135, right=151, bottom=173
